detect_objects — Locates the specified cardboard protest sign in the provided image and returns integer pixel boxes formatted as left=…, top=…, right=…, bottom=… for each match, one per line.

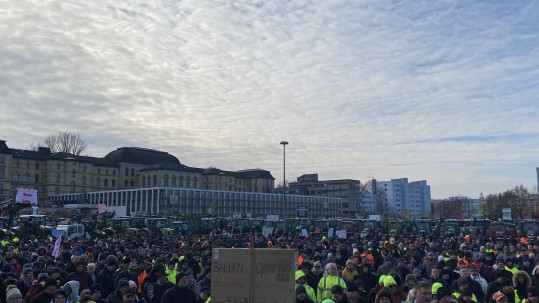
left=212, top=248, right=295, bottom=303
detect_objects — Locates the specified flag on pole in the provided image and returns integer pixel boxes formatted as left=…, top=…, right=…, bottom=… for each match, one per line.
left=52, top=236, right=62, bottom=257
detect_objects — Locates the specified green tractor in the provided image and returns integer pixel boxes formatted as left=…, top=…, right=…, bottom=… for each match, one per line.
left=13, top=215, right=53, bottom=239
left=81, top=211, right=116, bottom=238
left=141, top=217, right=174, bottom=237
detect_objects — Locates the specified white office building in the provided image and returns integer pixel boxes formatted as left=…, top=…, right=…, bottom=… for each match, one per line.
left=48, top=187, right=342, bottom=219
left=373, top=178, right=431, bottom=218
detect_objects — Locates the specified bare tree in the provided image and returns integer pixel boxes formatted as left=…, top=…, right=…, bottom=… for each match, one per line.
left=34, top=130, right=88, bottom=155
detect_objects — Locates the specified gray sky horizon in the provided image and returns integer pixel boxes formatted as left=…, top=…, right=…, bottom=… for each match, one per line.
left=2, top=0, right=539, bottom=199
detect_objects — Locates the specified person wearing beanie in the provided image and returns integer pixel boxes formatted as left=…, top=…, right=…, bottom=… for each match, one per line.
left=317, top=263, right=347, bottom=303
left=15, top=267, right=34, bottom=298
left=356, top=261, right=377, bottom=294
left=160, top=272, right=196, bottom=303
left=121, top=287, right=137, bottom=303
left=29, top=278, right=57, bottom=303
left=330, top=285, right=348, bottom=303
left=6, top=286, right=23, bottom=303
left=295, top=270, right=316, bottom=303
left=341, top=260, right=358, bottom=284
left=377, top=257, right=395, bottom=276
left=307, top=260, right=324, bottom=295
left=115, top=262, right=139, bottom=291
left=89, top=283, right=107, bottom=303
left=51, top=289, right=68, bottom=303
left=67, top=262, right=94, bottom=291
left=107, top=278, right=130, bottom=303
left=374, top=288, right=392, bottom=303
left=139, top=283, right=159, bottom=303
left=296, top=285, right=314, bottom=303
left=24, top=273, right=51, bottom=302
left=96, top=256, right=117, bottom=297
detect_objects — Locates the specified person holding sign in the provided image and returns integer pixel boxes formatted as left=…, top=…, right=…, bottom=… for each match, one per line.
left=317, top=263, right=347, bottom=303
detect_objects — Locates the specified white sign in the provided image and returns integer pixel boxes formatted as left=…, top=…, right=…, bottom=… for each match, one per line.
left=336, top=230, right=347, bottom=239
left=502, top=208, right=512, bottom=220
left=16, top=188, right=38, bottom=205
left=328, top=228, right=334, bottom=238
left=266, top=215, right=280, bottom=221
left=301, top=229, right=308, bottom=237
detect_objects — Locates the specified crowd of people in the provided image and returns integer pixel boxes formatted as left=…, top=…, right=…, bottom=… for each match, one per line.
left=1, top=229, right=539, bottom=303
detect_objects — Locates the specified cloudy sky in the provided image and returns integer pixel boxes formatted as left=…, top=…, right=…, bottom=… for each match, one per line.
left=1, top=0, right=539, bottom=199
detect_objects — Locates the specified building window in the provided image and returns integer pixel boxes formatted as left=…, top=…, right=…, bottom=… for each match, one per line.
left=112, top=179, right=116, bottom=187
left=104, top=179, right=109, bottom=187
left=179, top=176, right=184, bottom=187
left=0, top=155, right=4, bottom=164
left=164, top=175, right=169, bottom=186
left=96, top=178, right=101, bottom=186
left=25, top=161, right=30, bottom=169
left=82, top=176, right=86, bottom=185
left=142, top=177, right=146, bottom=187
left=70, top=181, right=76, bottom=193
left=54, top=187, right=60, bottom=195
left=125, top=168, right=129, bottom=176
left=0, top=168, right=4, bottom=179
left=23, top=173, right=29, bottom=183
left=193, top=177, right=198, bottom=188
left=15, top=161, right=20, bottom=168
left=172, top=175, right=177, bottom=187
left=131, top=168, right=134, bottom=176
left=55, top=173, right=60, bottom=183
left=130, top=180, right=134, bottom=186
left=35, top=162, right=39, bottom=169
left=72, top=169, right=77, bottom=177
left=153, top=175, right=157, bottom=186
left=82, top=165, right=86, bottom=172
left=124, top=180, right=128, bottom=187
left=13, top=172, right=19, bottom=182
left=106, top=169, right=109, bottom=175
left=97, top=168, right=101, bottom=174
left=112, top=170, right=116, bottom=175
left=186, top=177, right=191, bottom=188
left=56, top=162, right=61, bottom=170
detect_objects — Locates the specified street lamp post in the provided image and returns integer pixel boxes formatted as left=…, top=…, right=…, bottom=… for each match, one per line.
left=280, top=141, right=288, bottom=204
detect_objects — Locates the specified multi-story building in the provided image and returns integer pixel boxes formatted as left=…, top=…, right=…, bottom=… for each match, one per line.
left=372, top=178, right=431, bottom=218
left=537, top=167, right=539, bottom=195
left=286, top=174, right=362, bottom=218
left=0, top=140, right=275, bottom=202
left=49, top=187, right=342, bottom=218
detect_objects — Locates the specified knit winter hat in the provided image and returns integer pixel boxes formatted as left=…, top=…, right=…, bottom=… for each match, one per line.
left=383, top=275, right=397, bottom=287
left=6, top=288, right=22, bottom=299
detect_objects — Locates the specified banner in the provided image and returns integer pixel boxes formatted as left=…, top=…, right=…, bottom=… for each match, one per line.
left=98, top=204, right=106, bottom=214
left=301, top=229, right=308, bottom=237
left=328, top=228, right=334, bottom=238
left=336, top=230, right=347, bottom=239
left=16, top=188, right=38, bottom=205
left=52, top=236, right=62, bottom=257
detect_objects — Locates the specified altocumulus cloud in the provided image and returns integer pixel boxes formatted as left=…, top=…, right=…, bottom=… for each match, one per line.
left=1, top=0, right=539, bottom=198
